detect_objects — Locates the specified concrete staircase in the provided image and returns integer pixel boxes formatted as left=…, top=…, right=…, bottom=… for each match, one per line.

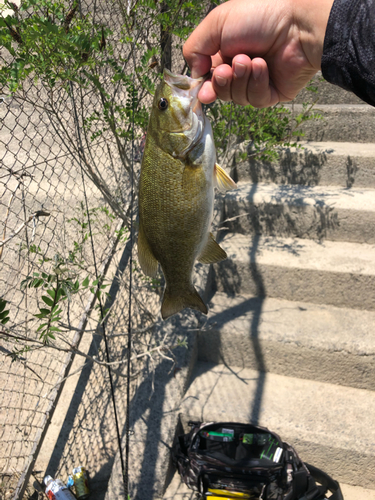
left=164, top=77, right=375, bottom=498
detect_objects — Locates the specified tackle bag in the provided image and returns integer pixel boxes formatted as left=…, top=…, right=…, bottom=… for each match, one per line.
left=172, top=421, right=343, bottom=500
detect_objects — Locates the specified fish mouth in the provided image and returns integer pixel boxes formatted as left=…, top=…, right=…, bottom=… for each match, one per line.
left=163, top=68, right=207, bottom=91
left=163, top=69, right=206, bottom=118
left=163, top=69, right=207, bottom=157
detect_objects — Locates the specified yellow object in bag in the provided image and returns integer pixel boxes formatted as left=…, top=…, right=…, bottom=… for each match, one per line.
left=208, top=497, right=244, bottom=500
left=207, top=488, right=252, bottom=498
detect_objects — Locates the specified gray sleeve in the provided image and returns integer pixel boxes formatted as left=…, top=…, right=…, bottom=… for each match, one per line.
left=321, top=0, right=375, bottom=106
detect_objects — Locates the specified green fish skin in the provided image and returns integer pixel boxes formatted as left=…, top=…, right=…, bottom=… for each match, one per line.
left=138, top=69, right=236, bottom=320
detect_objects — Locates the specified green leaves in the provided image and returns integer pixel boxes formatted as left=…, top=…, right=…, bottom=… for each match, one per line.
left=18, top=204, right=118, bottom=342
left=34, top=297, right=63, bottom=341
left=41, top=295, right=54, bottom=307
left=21, top=271, right=53, bottom=290
left=20, top=261, right=76, bottom=341
left=0, top=298, right=10, bottom=325
left=176, top=336, right=188, bottom=349
left=0, top=0, right=106, bottom=91
left=141, top=47, right=157, bottom=67
left=0, top=0, right=211, bottom=151
left=207, top=99, right=320, bottom=165
left=82, top=276, right=89, bottom=288
left=20, top=258, right=109, bottom=342
left=115, top=226, right=128, bottom=243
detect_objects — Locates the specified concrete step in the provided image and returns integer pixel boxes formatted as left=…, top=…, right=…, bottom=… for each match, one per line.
left=236, top=141, right=375, bottom=189
left=213, top=233, right=375, bottom=310
left=164, top=472, right=375, bottom=500
left=284, top=104, right=375, bottom=142
left=178, top=362, right=375, bottom=488
left=199, top=292, right=375, bottom=390
left=294, top=72, right=364, bottom=105
left=223, top=182, right=375, bottom=243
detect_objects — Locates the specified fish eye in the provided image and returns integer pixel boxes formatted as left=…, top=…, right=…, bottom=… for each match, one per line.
left=158, top=97, right=169, bottom=111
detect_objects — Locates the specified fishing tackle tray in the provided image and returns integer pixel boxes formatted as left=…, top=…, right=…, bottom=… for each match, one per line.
left=172, top=421, right=343, bottom=500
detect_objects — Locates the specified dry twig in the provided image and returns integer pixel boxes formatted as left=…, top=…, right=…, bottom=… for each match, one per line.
left=0, top=210, right=50, bottom=250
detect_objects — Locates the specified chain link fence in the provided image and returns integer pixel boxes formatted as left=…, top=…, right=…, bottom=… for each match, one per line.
left=0, top=89, right=117, bottom=499
left=0, top=0, right=224, bottom=496
left=0, top=1, right=162, bottom=497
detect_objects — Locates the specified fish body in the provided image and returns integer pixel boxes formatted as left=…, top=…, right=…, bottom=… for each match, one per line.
left=138, top=70, right=236, bottom=319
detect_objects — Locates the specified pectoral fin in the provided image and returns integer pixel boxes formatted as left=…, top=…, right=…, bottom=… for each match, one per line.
left=161, top=286, right=208, bottom=320
left=198, top=233, right=227, bottom=264
left=137, top=222, right=158, bottom=278
left=214, top=163, right=237, bottom=192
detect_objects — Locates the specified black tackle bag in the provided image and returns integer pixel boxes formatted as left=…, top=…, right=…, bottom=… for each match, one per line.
left=172, top=421, right=344, bottom=500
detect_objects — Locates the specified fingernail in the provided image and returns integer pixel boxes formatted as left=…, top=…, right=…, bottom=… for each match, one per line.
left=234, top=62, right=246, bottom=79
left=252, top=65, right=262, bottom=81
left=216, top=75, right=227, bottom=87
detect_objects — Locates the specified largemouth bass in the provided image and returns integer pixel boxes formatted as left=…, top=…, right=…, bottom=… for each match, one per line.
left=138, top=69, right=236, bottom=319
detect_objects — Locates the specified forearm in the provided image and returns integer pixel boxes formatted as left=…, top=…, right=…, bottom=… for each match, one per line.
left=293, top=0, right=335, bottom=70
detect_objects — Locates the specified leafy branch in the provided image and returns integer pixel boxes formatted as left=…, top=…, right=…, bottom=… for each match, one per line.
left=20, top=252, right=108, bottom=343
left=208, top=91, right=322, bottom=168
left=0, top=298, right=10, bottom=325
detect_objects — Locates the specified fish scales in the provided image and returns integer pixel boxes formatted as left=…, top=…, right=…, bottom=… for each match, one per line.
left=138, top=70, right=237, bottom=319
left=140, top=135, right=210, bottom=285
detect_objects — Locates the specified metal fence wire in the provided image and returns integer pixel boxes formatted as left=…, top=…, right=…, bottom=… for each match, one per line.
left=0, top=0, right=167, bottom=497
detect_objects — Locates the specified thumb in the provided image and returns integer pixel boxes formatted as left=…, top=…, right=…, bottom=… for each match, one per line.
left=183, top=6, right=224, bottom=79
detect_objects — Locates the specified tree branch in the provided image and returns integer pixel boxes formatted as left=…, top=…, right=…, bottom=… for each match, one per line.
left=0, top=210, right=50, bottom=249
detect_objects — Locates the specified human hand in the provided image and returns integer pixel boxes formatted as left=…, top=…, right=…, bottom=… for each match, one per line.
left=183, top=0, right=334, bottom=108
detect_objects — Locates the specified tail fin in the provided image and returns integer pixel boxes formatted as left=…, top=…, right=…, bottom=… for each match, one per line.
left=161, top=286, right=208, bottom=320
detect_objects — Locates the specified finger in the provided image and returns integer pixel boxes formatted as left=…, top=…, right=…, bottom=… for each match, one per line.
left=196, top=52, right=234, bottom=103
left=183, top=6, right=225, bottom=78
left=198, top=80, right=217, bottom=104
left=211, top=51, right=228, bottom=69
left=212, top=64, right=233, bottom=102
left=231, top=54, right=252, bottom=106
left=246, top=58, right=279, bottom=108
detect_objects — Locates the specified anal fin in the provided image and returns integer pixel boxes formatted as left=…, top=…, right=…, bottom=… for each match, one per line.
left=198, top=233, right=227, bottom=264
left=214, top=163, right=237, bottom=192
left=137, top=222, right=158, bottom=278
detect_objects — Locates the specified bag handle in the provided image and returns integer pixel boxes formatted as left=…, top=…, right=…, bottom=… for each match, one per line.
left=304, top=463, right=344, bottom=500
